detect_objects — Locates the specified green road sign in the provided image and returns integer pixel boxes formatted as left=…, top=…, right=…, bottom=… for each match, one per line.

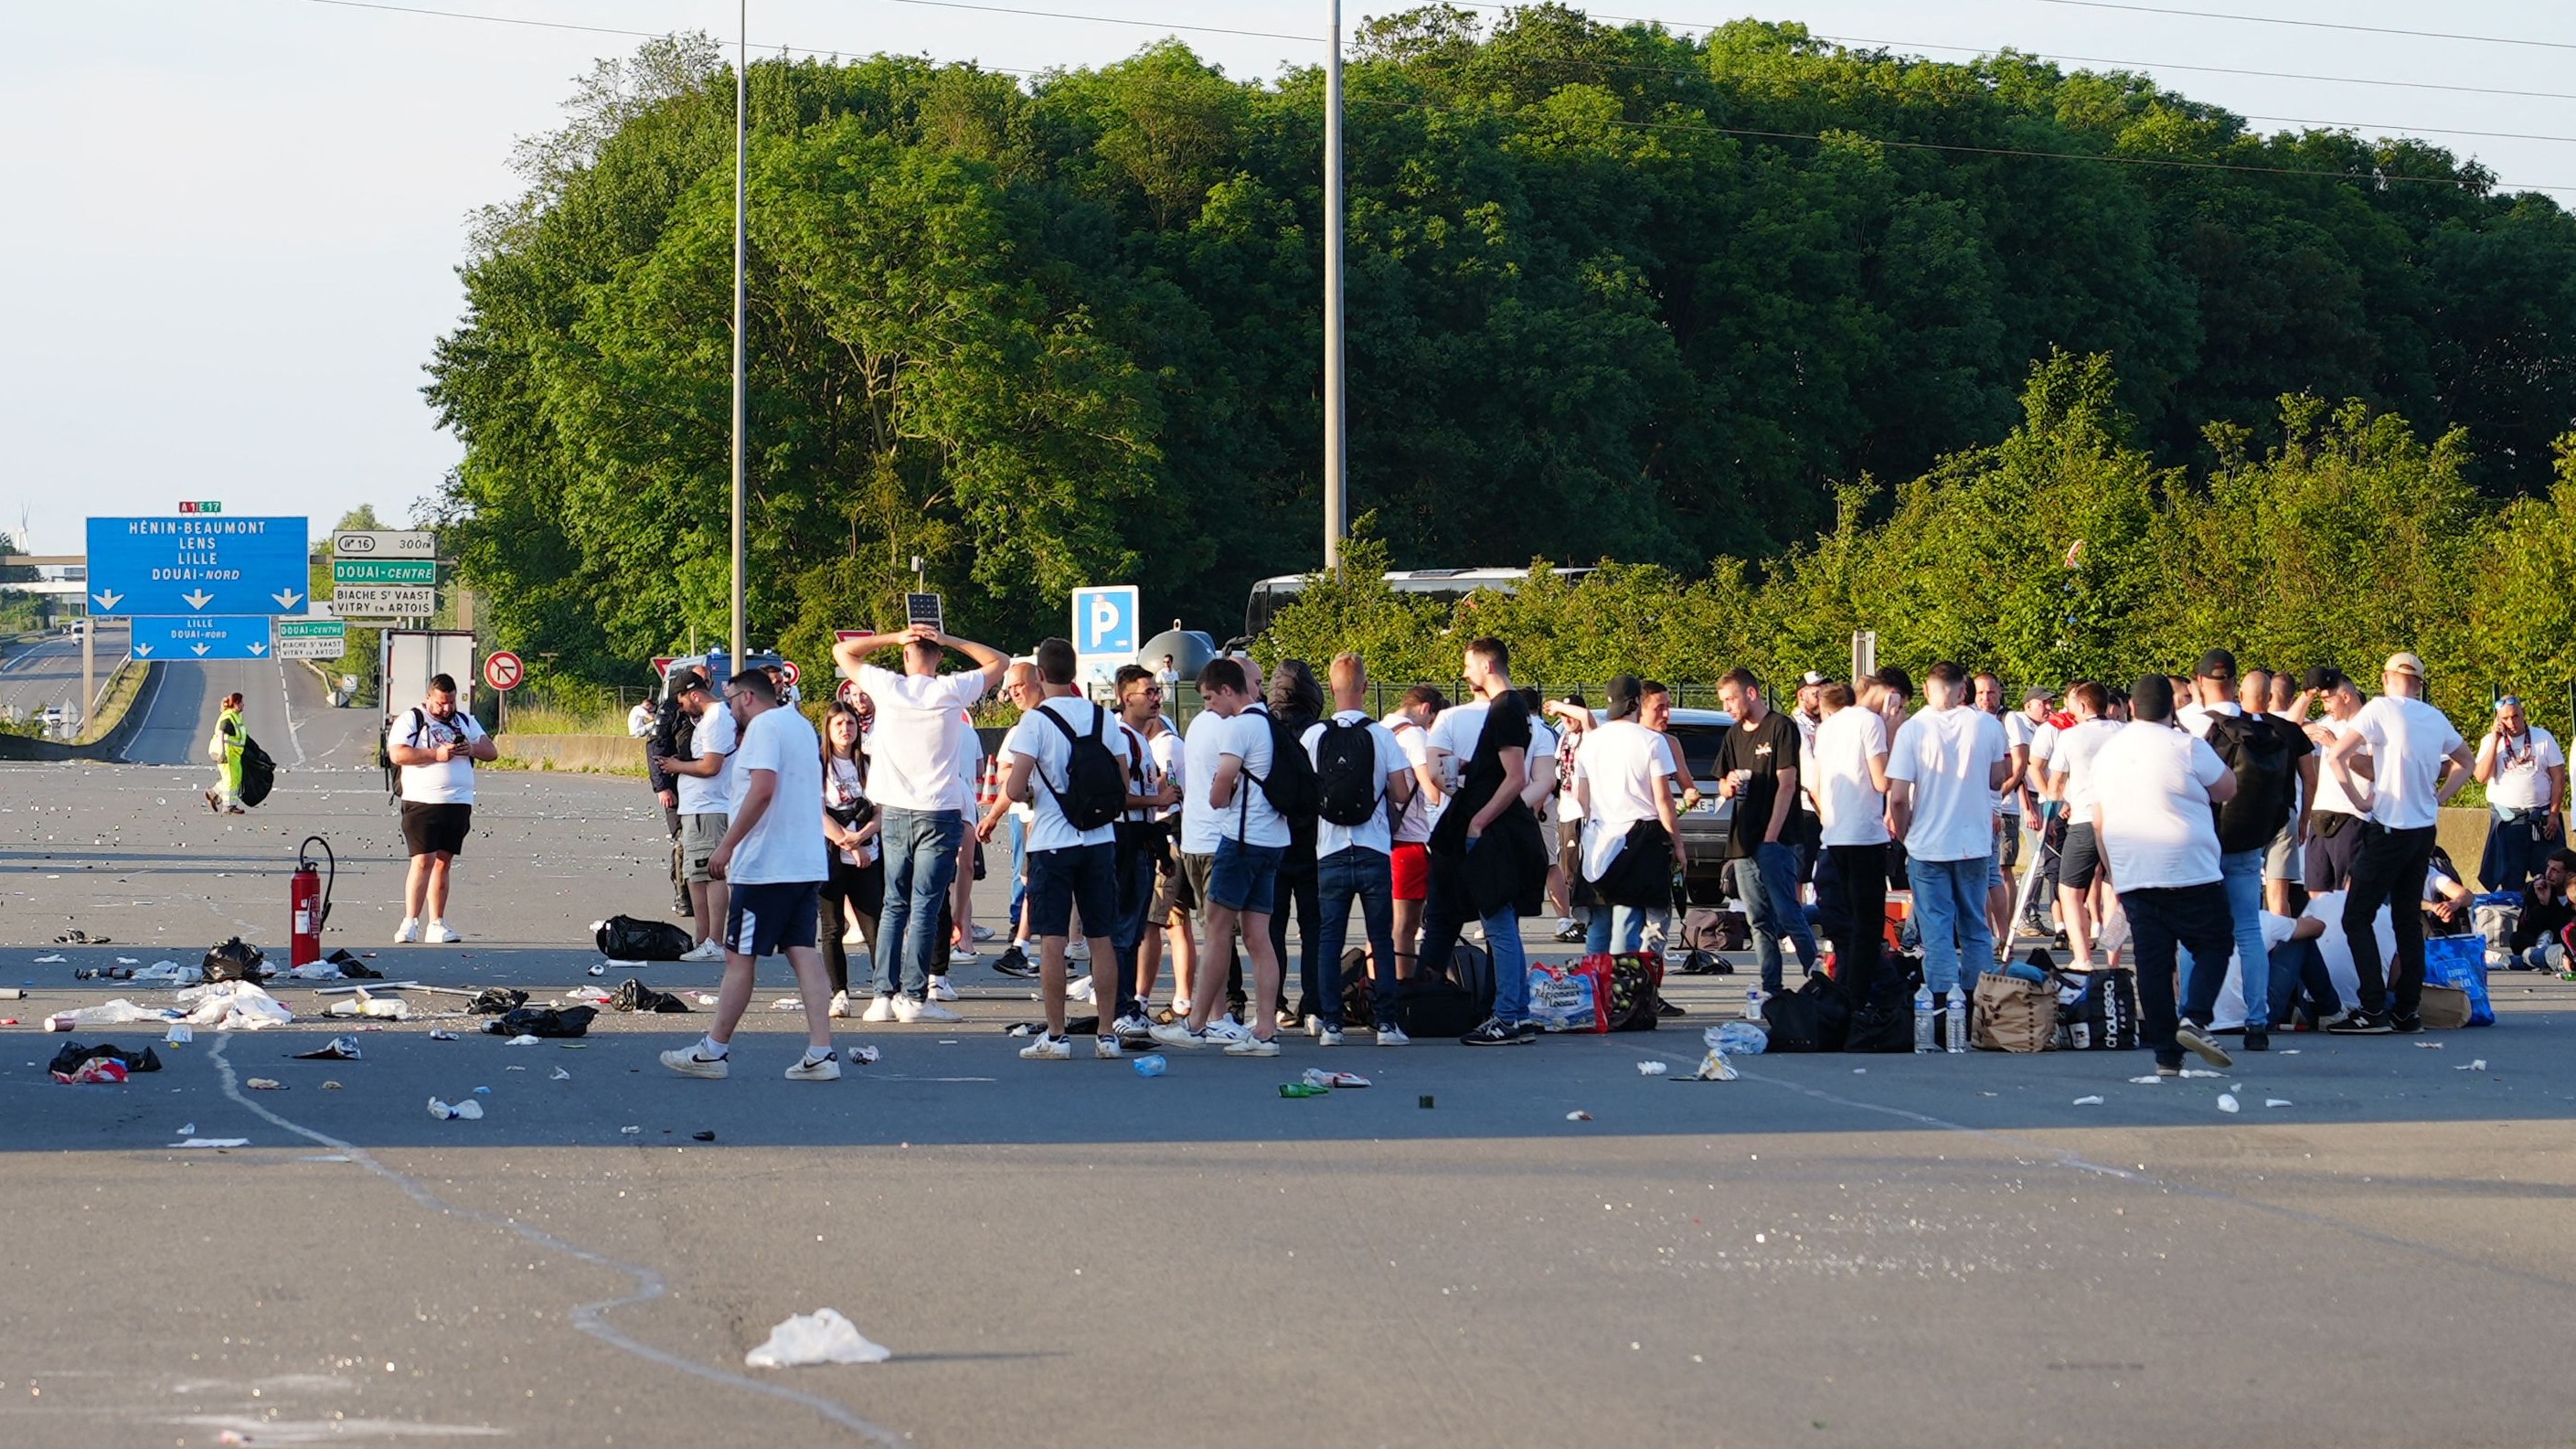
left=331, top=558, right=435, bottom=585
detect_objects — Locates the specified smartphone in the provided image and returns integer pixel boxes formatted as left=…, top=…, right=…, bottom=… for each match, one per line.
left=906, top=592, right=944, bottom=634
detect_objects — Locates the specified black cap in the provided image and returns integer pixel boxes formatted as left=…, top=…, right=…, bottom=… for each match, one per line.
left=2299, top=665, right=2345, bottom=693
left=1605, top=674, right=1642, bottom=720
left=2194, top=649, right=2237, bottom=681
left=671, top=669, right=710, bottom=696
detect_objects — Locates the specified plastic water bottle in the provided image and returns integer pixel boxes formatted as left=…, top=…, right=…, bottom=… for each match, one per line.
left=1912, top=987, right=1935, bottom=1053
left=1745, top=986, right=1765, bottom=1019
left=1132, top=1054, right=1167, bottom=1078
left=1945, top=994, right=1967, bottom=1054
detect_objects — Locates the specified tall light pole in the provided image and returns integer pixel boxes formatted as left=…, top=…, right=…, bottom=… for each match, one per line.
left=1321, top=0, right=1347, bottom=577
left=728, top=0, right=750, bottom=666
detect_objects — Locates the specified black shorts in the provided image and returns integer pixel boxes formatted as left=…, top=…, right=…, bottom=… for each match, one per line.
left=1995, top=813, right=2022, bottom=869
left=400, top=802, right=473, bottom=858
left=1151, top=835, right=1197, bottom=920
left=2059, top=822, right=2103, bottom=892
left=725, top=880, right=822, bottom=957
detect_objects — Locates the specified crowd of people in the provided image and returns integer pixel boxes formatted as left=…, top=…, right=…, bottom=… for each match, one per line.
left=384, top=626, right=2560, bottom=1082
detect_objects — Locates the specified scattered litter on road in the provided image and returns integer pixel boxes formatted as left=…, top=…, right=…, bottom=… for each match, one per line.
left=847, top=1045, right=879, bottom=1065
left=1279, top=1082, right=1328, bottom=1097
left=290, top=1036, right=363, bottom=1061
left=1637, top=1060, right=1668, bottom=1076
left=1852, top=1067, right=1867, bottom=1074
left=245, top=1078, right=283, bottom=1091
left=324, top=989, right=409, bottom=1021
left=2280, top=1049, right=2301, bottom=1055
left=587, top=964, right=606, bottom=976
left=551, top=1067, right=571, bottom=1080
left=2073, top=1095, right=2104, bottom=1105
left=1133, top=1054, right=1167, bottom=1077
left=1302, top=1069, right=1371, bottom=1090
left=745, top=1308, right=891, bottom=1369
left=428, top=1029, right=457, bottom=1041
left=426, top=1097, right=483, bottom=1120
left=619, top=1125, right=641, bottom=1135
left=176, top=982, right=293, bottom=1031
left=1687, top=1049, right=1738, bottom=1081
left=771, top=996, right=802, bottom=1011
left=504, top=1034, right=540, bottom=1046
left=693, top=1130, right=716, bottom=1141
left=609, top=980, right=689, bottom=1014
left=466, top=987, right=529, bottom=1015
left=2217, top=1093, right=2241, bottom=1113
left=1419, top=1094, right=1435, bottom=1108
left=2178, top=1069, right=2223, bottom=1079
left=472, top=1085, right=491, bottom=1095
left=484, top=1006, right=595, bottom=1039
left=47, top=998, right=170, bottom=1030
left=32, top=954, right=63, bottom=964
left=165, top=1024, right=193, bottom=1046
left=170, top=1138, right=250, bottom=1149
left=2128, top=1075, right=2165, bottom=1084
left=1707, top=1021, right=1768, bottom=1055
left=2456, top=1060, right=2488, bottom=1071
left=1566, top=1110, right=1593, bottom=1121
left=696, top=993, right=719, bottom=1006
left=2414, top=1041, right=2445, bottom=1049
left=177, top=1122, right=195, bottom=1135
left=48, top=1041, right=160, bottom=1082
left=322, top=1081, right=343, bottom=1091
left=2266, top=1098, right=2293, bottom=1108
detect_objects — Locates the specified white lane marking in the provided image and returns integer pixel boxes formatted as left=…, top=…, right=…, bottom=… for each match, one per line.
left=276, top=659, right=308, bottom=768
left=116, top=662, right=170, bottom=764
left=206, top=1037, right=905, bottom=1444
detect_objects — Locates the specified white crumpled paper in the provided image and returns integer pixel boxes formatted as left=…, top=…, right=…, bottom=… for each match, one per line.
left=176, top=981, right=293, bottom=1031
left=744, top=1308, right=891, bottom=1369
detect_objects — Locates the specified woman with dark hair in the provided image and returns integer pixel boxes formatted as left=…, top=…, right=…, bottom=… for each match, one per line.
left=820, top=699, right=884, bottom=1017
left=1263, top=659, right=1329, bottom=1028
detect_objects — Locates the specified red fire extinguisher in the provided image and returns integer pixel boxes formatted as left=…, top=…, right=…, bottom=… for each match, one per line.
left=291, top=835, right=335, bottom=967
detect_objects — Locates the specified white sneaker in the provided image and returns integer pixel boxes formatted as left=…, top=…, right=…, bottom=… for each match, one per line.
left=1223, top=1034, right=1282, bottom=1058
left=785, top=1051, right=842, bottom=1081
left=1149, top=1020, right=1211, bottom=1049
left=659, top=1046, right=729, bottom=1080
left=1376, top=1023, right=1410, bottom=1047
left=928, top=976, right=958, bottom=1002
left=679, top=940, right=725, bottom=964
left=893, top=997, right=960, bottom=1024
left=1316, top=1026, right=1346, bottom=1048
left=860, top=995, right=899, bottom=1023
left=1066, top=939, right=1091, bottom=962
left=828, top=990, right=851, bottom=1018
left=950, top=944, right=979, bottom=965
left=1092, top=1034, right=1123, bottom=1060
left=1018, top=1033, right=1072, bottom=1060
left=424, top=920, right=461, bottom=945
left=1068, top=975, right=1095, bottom=1004
left=1206, top=1017, right=1251, bottom=1044
left=1304, top=1013, right=1322, bottom=1039
left=972, top=923, right=996, bottom=942
left=393, top=918, right=421, bottom=944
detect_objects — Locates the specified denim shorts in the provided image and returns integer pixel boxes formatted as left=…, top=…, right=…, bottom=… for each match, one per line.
left=1025, top=841, right=1117, bottom=940
left=1207, top=836, right=1285, bottom=915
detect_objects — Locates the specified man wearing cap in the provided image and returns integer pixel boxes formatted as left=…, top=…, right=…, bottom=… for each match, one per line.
left=657, top=668, right=737, bottom=964
left=2178, top=649, right=2314, bottom=1049
left=2322, top=652, right=2475, bottom=1033
left=2474, top=694, right=2564, bottom=893
left=2300, top=666, right=2369, bottom=892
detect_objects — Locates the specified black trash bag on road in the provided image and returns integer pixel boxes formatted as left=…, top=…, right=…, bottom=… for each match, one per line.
left=465, top=987, right=529, bottom=1015
left=483, top=1006, right=597, bottom=1039
left=48, top=1041, right=163, bottom=1078
left=611, top=979, right=689, bottom=1014
left=201, top=937, right=266, bottom=983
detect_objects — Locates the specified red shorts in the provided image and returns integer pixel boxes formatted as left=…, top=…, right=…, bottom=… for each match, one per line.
left=1390, top=842, right=1430, bottom=901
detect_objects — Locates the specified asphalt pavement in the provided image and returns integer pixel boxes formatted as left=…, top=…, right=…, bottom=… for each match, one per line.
left=0, top=621, right=128, bottom=725
left=5, top=746, right=2576, bottom=1447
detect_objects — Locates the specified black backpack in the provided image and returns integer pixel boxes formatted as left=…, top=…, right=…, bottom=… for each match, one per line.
left=595, top=914, right=694, bottom=961
left=1313, top=717, right=1382, bottom=826
left=1241, top=708, right=1321, bottom=822
left=2204, top=711, right=2296, bottom=854
left=1037, top=704, right=1128, bottom=832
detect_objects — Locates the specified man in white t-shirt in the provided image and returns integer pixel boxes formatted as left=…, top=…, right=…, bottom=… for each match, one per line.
left=1304, top=654, right=1415, bottom=1045
left=658, top=670, right=740, bottom=964
left=1885, top=663, right=2013, bottom=1001
left=2322, top=652, right=2474, bottom=1033
left=2045, top=682, right=2124, bottom=968
left=385, top=673, right=498, bottom=945
left=1810, top=678, right=1891, bottom=1001
left=2092, top=674, right=2241, bottom=1074
left=2475, top=693, right=2566, bottom=892
left=1380, top=687, right=1444, bottom=975
left=992, top=638, right=1150, bottom=1061
left=830, top=623, right=1007, bottom=1021
left=2299, top=666, right=2370, bottom=891
left=1574, top=675, right=1684, bottom=957
left=2007, top=685, right=2057, bottom=934
left=1155, top=656, right=1293, bottom=1053
left=660, top=668, right=840, bottom=1081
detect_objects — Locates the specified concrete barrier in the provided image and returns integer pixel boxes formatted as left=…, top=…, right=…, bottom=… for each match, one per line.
left=491, top=733, right=649, bottom=776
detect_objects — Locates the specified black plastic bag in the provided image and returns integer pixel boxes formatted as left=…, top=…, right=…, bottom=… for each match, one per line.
left=48, top=1041, right=162, bottom=1077
left=465, top=987, right=529, bottom=1015
left=483, top=1006, right=597, bottom=1039
left=201, top=937, right=266, bottom=983
left=594, top=915, right=693, bottom=962
left=610, top=979, right=690, bottom=1014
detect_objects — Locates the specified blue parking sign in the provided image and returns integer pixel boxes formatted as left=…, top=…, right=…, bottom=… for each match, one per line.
left=1071, top=586, right=1140, bottom=657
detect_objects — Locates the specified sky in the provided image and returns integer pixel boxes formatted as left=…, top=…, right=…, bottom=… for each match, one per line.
left=4, top=0, right=2571, bottom=556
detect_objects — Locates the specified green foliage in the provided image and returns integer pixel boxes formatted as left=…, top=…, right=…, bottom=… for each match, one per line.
left=428, top=14, right=2576, bottom=693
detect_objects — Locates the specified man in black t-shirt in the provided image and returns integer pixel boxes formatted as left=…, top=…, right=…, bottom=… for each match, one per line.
left=1716, top=668, right=1820, bottom=994
left=1420, top=637, right=1542, bottom=1046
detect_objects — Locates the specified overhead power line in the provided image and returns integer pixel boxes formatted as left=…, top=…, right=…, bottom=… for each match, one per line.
left=2030, top=0, right=2576, bottom=52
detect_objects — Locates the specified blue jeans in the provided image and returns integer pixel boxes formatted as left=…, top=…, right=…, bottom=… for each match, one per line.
left=2266, top=935, right=2342, bottom=1026
left=2197, top=849, right=2272, bottom=1028
left=1723, top=843, right=1819, bottom=993
left=1911, top=854, right=1993, bottom=995
left=1314, top=846, right=1396, bottom=1028
left=1006, top=814, right=1027, bottom=932
left=1585, top=905, right=1647, bottom=954
left=876, top=806, right=963, bottom=1000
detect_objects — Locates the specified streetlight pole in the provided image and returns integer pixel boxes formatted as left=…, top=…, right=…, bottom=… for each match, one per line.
left=1321, top=0, right=1347, bottom=578
left=728, top=0, right=750, bottom=667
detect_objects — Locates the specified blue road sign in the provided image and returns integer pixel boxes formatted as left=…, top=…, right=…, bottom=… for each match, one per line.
left=85, top=516, right=311, bottom=616
left=1071, top=585, right=1140, bottom=657
left=129, top=616, right=272, bottom=662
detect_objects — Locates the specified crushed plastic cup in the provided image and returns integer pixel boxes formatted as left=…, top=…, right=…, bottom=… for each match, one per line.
left=847, top=1044, right=880, bottom=1065
left=587, top=964, right=606, bottom=976
left=551, top=1067, right=572, bottom=1081
left=1132, top=1054, right=1167, bottom=1078
left=2217, top=1092, right=2241, bottom=1113
left=164, top=1024, right=193, bottom=1046
left=744, top=1307, right=891, bottom=1369
left=1689, top=1049, right=1738, bottom=1081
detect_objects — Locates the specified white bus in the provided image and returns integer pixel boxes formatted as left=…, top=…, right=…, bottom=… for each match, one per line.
left=1241, top=566, right=1591, bottom=641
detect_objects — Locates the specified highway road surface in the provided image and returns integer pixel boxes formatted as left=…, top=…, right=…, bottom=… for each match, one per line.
left=0, top=621, right=126, bottom=727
